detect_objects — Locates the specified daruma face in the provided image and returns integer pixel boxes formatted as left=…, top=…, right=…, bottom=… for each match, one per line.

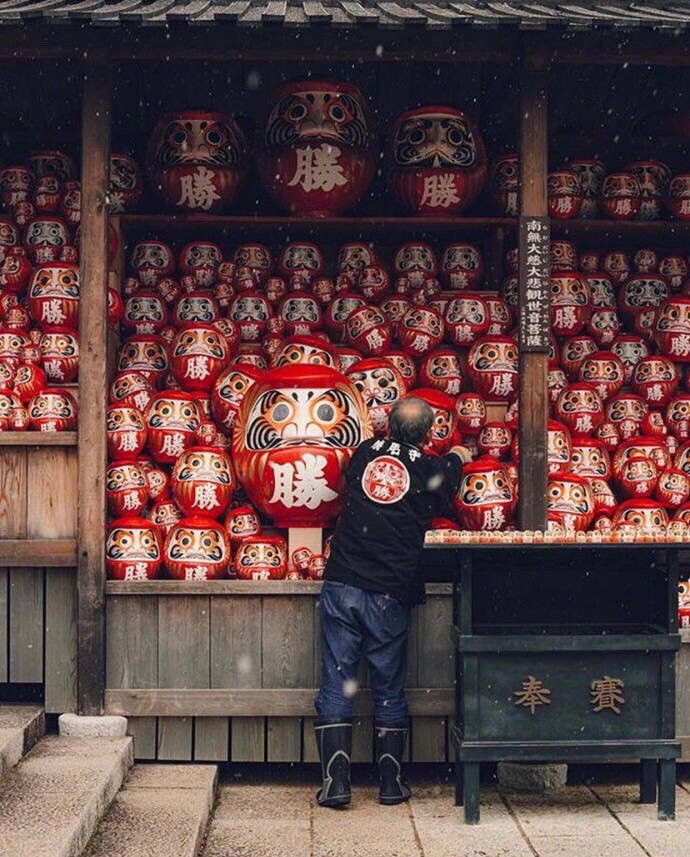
left=554, top=383, right=604, bottom=436
left=547, top=421, right=572, bottom=474
left=164, top=516, right=231, bottom=580
left=467, top=337, right=519, bottom=401
left=385, top=106, right=487, bottom=216
left=106, top=517, right=162, bottom=581
left=347, top=360, right=404, bottom=435
left=455, top=393, right=486, bottom=435
left=612, top=500, right=668, bottom=531
left=234, top=536, right=288, bottom=580
left=454, top=457, right=514, bottom=531
left=546, top=473, right=595, bottom=531
left=232, top=365, right=371, bottom=527
left=171, top=447, right=235, bottom=519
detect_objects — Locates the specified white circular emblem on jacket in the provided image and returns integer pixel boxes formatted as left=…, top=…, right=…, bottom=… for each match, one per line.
left=361, top=455, right=411, bottom=504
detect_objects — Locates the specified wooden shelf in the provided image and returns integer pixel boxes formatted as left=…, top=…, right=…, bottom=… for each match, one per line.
left=105, top=580, right=452, bottom=595
left=0, top=539, right=77, bottom=566
left=0, top=432, right=77, bottom=446
left=550, top=218, right=690, bottom=243
left=116, top=214, right=517, bottom=235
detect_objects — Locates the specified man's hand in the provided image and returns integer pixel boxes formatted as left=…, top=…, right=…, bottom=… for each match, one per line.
left=449, top=445, right=473, bottom=464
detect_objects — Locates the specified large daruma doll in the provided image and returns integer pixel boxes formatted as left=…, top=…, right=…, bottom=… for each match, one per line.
left=385, top=106, right=487, bottom=216
left=146, top=110, right=248, bottom=213
left=233, top=365, right=371, bottom=526
left=257, top=80, right=376, bottom=217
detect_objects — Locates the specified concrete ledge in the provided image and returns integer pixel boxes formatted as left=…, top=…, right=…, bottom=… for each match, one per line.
left=83, top=764, right=218, bottom=857
left=498, top=762, right=568, bottom=793
left=0, top=736, right=134, bottom=857
left=0, top=706, right=45, bottom=777
left=59, top=714, right=128, bottom=738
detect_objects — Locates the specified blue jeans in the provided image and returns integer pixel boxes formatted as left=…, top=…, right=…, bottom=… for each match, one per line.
left=315, top=580, right=411, bottom=724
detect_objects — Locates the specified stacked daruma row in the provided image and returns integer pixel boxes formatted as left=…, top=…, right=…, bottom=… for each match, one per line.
left=106, top=230, right=525, bottom=579
left=0, top=149, right=90, bottom=432
left=493, top=236, right=690, bottom=541
left=145, top=85, right=488, bottom=218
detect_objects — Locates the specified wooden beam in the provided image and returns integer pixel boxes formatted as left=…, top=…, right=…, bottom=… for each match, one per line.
left=104, top=580, right=454, bottom=596
left=0, top=540, right=77, bottom=566
left=104, top=688, right=453, bottom=718
left=518, top=50, right=549, bottom=532
left=0, top=432, right=77, bottom=447
left=77, top=61, right=111, bottom=716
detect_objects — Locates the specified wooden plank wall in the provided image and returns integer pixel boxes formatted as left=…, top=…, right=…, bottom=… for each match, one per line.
left=0, top=446, right=78, bottom=711
left=106, top=591, right=455, bottom=763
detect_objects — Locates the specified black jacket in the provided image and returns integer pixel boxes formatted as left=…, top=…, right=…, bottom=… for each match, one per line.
left=325, top=437, right=463, bottom=605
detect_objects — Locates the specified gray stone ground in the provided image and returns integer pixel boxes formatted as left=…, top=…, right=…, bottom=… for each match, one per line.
left=202, top=765, right=690, bottom=857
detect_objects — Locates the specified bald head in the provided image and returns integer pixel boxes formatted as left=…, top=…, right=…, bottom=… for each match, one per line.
left=389, top=397, right=433, bottom=445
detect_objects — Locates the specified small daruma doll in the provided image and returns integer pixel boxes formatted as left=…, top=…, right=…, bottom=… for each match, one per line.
left=232, top=365, right=371, bottom=527
left=477, top=422, right=512, bottom=459
left=106, top=516, right=162, bottom=581
left=546, top=471, right=596, bottom=531
left=107, top=405, right=147, bottom=461
left=397, top=306, right=444, bottom=356
left=170, top=323, right=229, bottom=392
left=547, top=420, right=573, bottom=474
left=616, top=451, right=659, bottom=499
left=467, top=336, right=518, bottom=402
left=612, top=499, right=669, bottom=532
left=455, top=392, right=486, bottom=437
left=555, top=382, right=604, bottom=436
left=418, top=347, right=463, bottom=397
left=440, top=243, right=484, bottom=290
left=106, top=461, right=149, bottom=517
left=27, top=263, right=80, bottom=329
left=444, top=294, right=490, bottom=346
left=28, top=388, right=77, bottom=432
left=549, top=271, right=592, bottom=336
left=654, top=296, right=690, bottom=362
left=631, top=356, right=679, bottom=407
left=257, top=80, right=376, bottom=217
left=606, top=393, right=648, bottom=440
left=385, top=105, right=487, bottom=216
left=164, top=515, right=232, bottom=580
left=578, top=351, right=625, bottom=400
left=224, top=504, right=262, bottom=546
left=211, top=363, right=263, bottom=432
left=39, top=326, right=79, bottom=383
left=655, top=468, right=690, bottom=508
left=145, top=391, right=200, bottom=464
left=171, top=446, right=236, bottom=519
left=454, top=456, right=515, bottom=531
left=234, top=535, right=288, bottom=580
left=570, top=435, right=611, bottom=480
left=345, top=305, right=391, bottom=357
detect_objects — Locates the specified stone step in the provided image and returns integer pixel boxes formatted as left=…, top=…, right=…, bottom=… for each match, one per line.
left=82, top=764, right=218, bottom=857
left=0, top=705, right=45, bottom=778
left=0, top=735, right=133, bottom=857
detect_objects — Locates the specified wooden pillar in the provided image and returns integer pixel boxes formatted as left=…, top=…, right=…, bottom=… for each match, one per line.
left=77, top=61, right=111, bottom=715
left=518, top=54, right=549, bottom=531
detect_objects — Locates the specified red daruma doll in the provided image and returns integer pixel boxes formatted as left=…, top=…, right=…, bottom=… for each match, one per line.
left=106, top=516, right=162, bottom=581
left=546, top=471, right=596, bottom=531
left=385, top=106, right=487, bottom=216
left=466, top=336, right=519, bottom=402
left=232, top=365, right=372, bottom=527
left=454, top=456, right=515, bottom=531
left=257, top=80, right=376, bottom=217
left=234, top=535, right=288, bottom=580
left=164, top=516, right=232, bottom=580
left=171, top=446, right=236, bottom=519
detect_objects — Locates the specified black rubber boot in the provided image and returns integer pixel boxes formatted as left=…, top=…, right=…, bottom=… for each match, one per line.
left=315, top=719, right=352, bottom=808
left=375, top=724, right=412, bottom=805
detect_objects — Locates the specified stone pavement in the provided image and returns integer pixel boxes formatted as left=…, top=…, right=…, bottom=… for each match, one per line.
left=202, top=766, right=690, bottom=857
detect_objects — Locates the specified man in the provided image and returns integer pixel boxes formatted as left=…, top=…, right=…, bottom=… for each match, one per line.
left=314, top=396, right=470, bottom=808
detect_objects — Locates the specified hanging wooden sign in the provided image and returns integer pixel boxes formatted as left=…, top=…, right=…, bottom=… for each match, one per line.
left=518, top=215, right=550, bottom=352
